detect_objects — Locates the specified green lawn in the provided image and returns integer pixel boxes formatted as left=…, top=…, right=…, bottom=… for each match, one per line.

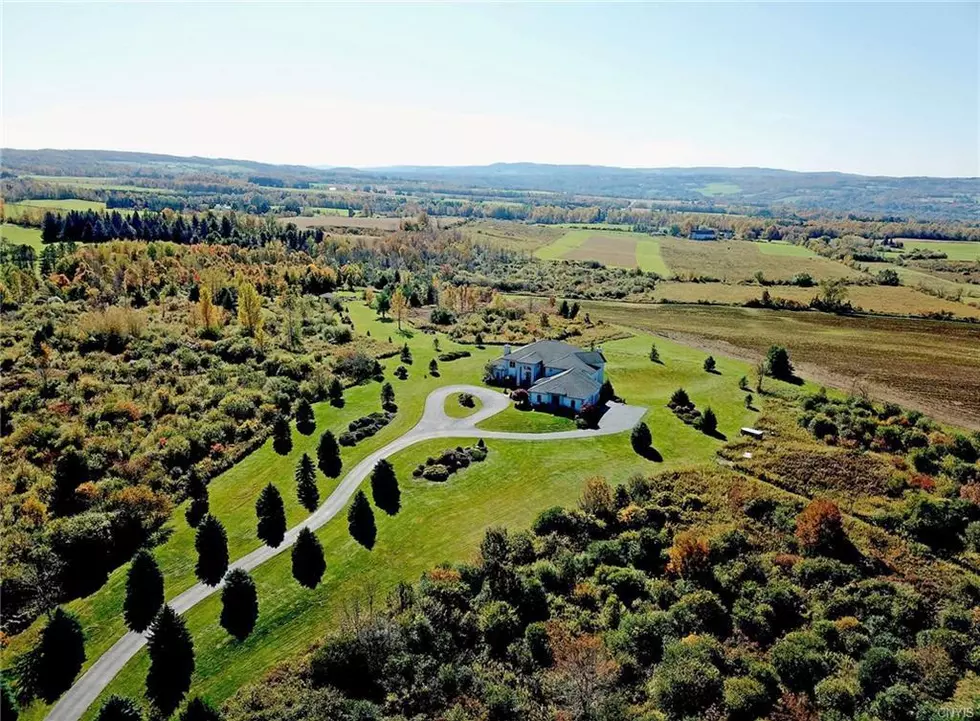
left=756, top=240, right=819, bottom=258
left=443, top=393, right=482, bottom=418
left=900, top=240, right=979, bottom=261
left=533, top=228, right=591, bottom=260
left=0, top=224, right=43, bottom=252
left=477, top=405, right=577, bottom=432
left=62, top=327, right=802, bottom=721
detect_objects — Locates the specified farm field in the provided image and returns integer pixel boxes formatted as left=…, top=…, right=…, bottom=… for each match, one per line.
left=535, top=229, right=669, bottom=275
left=27, top=317, right=794, bottom=721
left=650, top=280, right=980, bottom=318
left=22, top=175, right=179, bottom=194
left=755, top=240, right=819, bottom=257
left=0, top=223, right=43, bottom=251
left=12, top=198, right=107, bottom=212
left=280, top=214, right=403, bottom=231
left=460, top=219, right=565, bottom=251
left=898, top=238, right=980, bottom=261
left=581, top=299, right=980, bottom=429
left=860, top=261, right=980, bottom=300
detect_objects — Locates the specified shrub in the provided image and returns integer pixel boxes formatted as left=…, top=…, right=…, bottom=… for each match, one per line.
left=795, top=498, right=845, bottom=555
left=630, top=422, right=652, bottom=455
left=724, top=676, right=771, bottom=721
left=650, top=643, right=724, bottom=719
left=703, top=356, right=716, bottom=372
left=814, top=676, right=857, bottom=716
left=771, top=631, right=830, bottom=692
left=479, top=601, right=521, bottom=656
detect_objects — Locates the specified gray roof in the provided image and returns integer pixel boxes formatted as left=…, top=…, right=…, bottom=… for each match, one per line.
left=496, top=340, right=604, bottom=372
left=529, top=368, right=602, bottom=400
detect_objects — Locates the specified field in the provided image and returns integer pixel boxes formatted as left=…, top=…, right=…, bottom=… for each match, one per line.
left=12, top=198, right=107, bottom=212
left=860, top=261, right=980, bottom=301
left=280, top=214, right=404, bottom=231
left=581, top=299, right=980, bottom=429
left=649, top=280, right=980, bottom=319
left=897, top=238, right=980, bottom=261
left=534, top=229, right=669, bottom=275
left=461, top=219, right=565, bottom=252
left=756, top=240, right=819, bottom=257
left=0, top=223, right=43, bottom=251
left=697, top=181, right=741, bottom=196
left=14, top=302, right=801, bottom=721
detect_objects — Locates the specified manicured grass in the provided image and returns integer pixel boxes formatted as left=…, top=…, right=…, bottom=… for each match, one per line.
left=0, top=224, right=43, bottom=252
left=533, top=228, right=591, bottom=260
left=443, top=393, right=482, bottom=418
left=899, top=239, right=980, bottom=261
left=76, top=329, right=784, bottom=719
left=476, top=405, right=578, bottom=432
left=756, top=240, right=819, bottom=258
left=5, top=301, right=498, bottom=721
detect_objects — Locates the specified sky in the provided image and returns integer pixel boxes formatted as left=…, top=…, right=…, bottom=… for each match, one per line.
left=2, top=2, right=978, bottom=177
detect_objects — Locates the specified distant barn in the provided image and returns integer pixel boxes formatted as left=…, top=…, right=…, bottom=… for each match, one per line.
left=690, top=227, right=717, bottom=240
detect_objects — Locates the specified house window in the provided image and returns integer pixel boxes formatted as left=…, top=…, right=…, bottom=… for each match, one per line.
left=509, top=361, right=515, bottom=368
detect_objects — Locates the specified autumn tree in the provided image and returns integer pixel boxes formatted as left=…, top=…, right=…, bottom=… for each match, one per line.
left=667, top=530, right=712, bottom=580
left=194, top=285, right=222, bottom=339
left=295, top=453, right=319, bottom=512
left=220, top=569, right=258, bottom=640
left=146, top=605, right=195, bottom=716
left=317, top=430, right=342, bottom=478
left=292, top=527, right=326, bottom=588
left=256, top=484, right=287, bottom=547
left=579, top=476, right=615, bottom=520
left=796, top=499, right=845, bottom=555
left=236, top=280, right=263, bottom=337
left=391, top=287, right=407, bottom=330
left=544, top=623, right=619, bottom=721
left=195, top=514, right=229, bottom=586
left=348, top=490, right=377, bottom=549
left=124, top=549, right=164, bottom=632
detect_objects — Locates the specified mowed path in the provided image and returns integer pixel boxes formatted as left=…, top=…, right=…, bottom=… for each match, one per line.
left=49, top=385, right=645, bottom=721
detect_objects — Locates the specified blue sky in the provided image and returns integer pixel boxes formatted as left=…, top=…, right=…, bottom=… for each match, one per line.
left=2, top=2, right=977, bottom=176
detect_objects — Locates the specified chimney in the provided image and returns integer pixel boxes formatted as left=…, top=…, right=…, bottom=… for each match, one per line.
left=503, top=344, right=511, bottom=356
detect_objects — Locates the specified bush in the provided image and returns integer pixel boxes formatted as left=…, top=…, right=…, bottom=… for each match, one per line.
left=703, top=356, right=716, bottom=372
left=630, top=421, right=652, bottom=454
left=795, top=498, right=845, bottom=556
left=430, top=307, right=456, bottom=325
left=814, top=676, right=857, bottom=715
left=650, top=642, right=724, bottom=719
left=724, top=676, right=771, bottom=721
left=770, top=631, right=830, bottom=692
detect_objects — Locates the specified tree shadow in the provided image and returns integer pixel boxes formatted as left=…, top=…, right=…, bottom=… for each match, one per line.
left=706, top=369, right=722, bottom=375
left=273, top=436, right=293, bottom=456
left=637, top=446, right=663, bottom=462
left=704, top=429, right=728, bottom=441
left=397, top=328, right=414, bottom=339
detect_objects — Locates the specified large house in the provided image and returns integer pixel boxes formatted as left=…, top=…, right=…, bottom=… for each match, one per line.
left=490, top=339, right=605, bottom=412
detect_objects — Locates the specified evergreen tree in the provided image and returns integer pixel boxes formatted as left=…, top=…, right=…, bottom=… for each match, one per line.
left=292, top=527, right=327, bottom=588
left=185, top=468, right=209, bottom=527
left=649, top=343, right=661, bottom=363
left=95, top=695, right=142, bottom=721
left=30, top=607, right=86, bottom=702
left=146, top=605, right=195, bottom=717
left=51, top=447, right=88, bottom=516
left=429, top=358, right=439, bottom=375
left=124, top=549, right=164, bottom=633
left=380, top=382, right=396, bottom=411
left=180, top=697, right=223, bottom=721
left=317, top=430, right=342, bottom=478
left=219, top=569, right=258, bottom=641
left=699, top=407, right=719, bottom=436
left=370, top=459, right=401, bottom=516
left=295, top=453, right=320, bottom=512
left=256, top=484, right=287, bottom=547
left=348, top=490, right=377, bottom=549
left=400, top=343, right=413, bottom=364
left=194, top=514, right=229, bottom=586
left=703, top=356, right=717, bottom=373
left=631, top=422, right=653, bottom=454
left=272, top=415, right=292, bottom=455
left=1, top=677, right=18, bottom=721
left=294, top=398, right=315, bottom=435
left=328, top=377, right=345, bottom=408
left=559, top=299, right=570, bottom=318
left=570, top=301, right=580, bottom=318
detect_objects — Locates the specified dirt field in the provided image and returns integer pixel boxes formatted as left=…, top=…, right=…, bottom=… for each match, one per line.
left=581, top=299, right=980, bottom=429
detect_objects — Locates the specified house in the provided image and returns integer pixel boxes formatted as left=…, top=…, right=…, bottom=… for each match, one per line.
left=690, top=227, right=717, bottom=241
left=490, top=339, right=605, bottom=412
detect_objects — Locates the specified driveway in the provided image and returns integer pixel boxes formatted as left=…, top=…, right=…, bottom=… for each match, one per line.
left=46, top=385, right=645, bottom=721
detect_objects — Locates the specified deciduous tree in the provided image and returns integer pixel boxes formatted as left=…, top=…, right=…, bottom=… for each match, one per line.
left=236, top=281, right=263, bottom=337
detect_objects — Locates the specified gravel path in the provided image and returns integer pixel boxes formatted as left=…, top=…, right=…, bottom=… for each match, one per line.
left=47, top=385, right=645, bottom=721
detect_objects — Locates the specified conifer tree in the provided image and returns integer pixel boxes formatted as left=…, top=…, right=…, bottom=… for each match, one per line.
left=124, top=549, right=164, bottom=633
left=348, top=490, right=377, bottom=549
left=317, top=430, right=342, bottom=478
left=256, top=484, right=287, bottom=547
left=180, top=697, right=223, bottom=721
left=381, top=382, right=396, bottom=411
left=194, top=514, right=229, bottom=586
left=328, top=377, right=345, bottom=408
left=295, top=452, right=319, bottom=511
left=370, top=459, right=401, bottom=516
left=272, top=415, right=292, bottom=455
left=292, top=527, right=326, bottom=588
left=400, top=343, right=413, bottom=364
left=294, top=398, right=315, bottom=435
left=146, top=605, right=195, bottom=716
left=29, top=607, right=86, bottom=702
left=219, top=569, right=258, bottom=640
left=95, top=696, right=142, bottom=721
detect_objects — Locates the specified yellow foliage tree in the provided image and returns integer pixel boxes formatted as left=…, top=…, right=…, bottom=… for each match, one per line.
left=237, top=280, right=263, bottom=337
left=391, top=287, right=408, bottom=330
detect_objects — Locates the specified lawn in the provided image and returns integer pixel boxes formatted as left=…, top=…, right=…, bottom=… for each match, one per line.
left=30, top=317, right=796, bottom=721
left=0, top=224, right=43, bottom=252
left=476, top=405, right=578, bottom=432
left=443, top=392, right=482, bottom=418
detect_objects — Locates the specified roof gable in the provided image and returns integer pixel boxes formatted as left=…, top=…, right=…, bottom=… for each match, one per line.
left=502, top=340, right=604, bottom=371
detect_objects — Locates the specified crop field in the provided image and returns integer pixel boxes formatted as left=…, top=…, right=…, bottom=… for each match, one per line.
left=462, top=219, right=565, bottom=251
left=581, top=299, right=980, bottom=429
left=860, top=261, right=980, bottom=300
left=897, top=238, right=980, bottom=261
left=650, top=281, right=980, bottom=318
left=0, top=223, right=43, bottom=251
left=535, top=229, right=670, bottom=275
left=657, top=237, right=862, bottom=282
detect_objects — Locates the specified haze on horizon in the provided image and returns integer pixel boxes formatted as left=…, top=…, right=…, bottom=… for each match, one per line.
left=2, top=2, right=978, bottom=178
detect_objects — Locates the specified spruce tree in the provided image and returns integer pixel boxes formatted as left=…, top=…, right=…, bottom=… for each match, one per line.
left=328, top=377, right=345, bottom=408
left=317, top=430, right=342, bottom=478
left=220, top=569, right=258, bottom=641
left=95, top=695, right=142, bottom=721
left=631, top=422, right=653, bottom=455
left=146, top=605, right=195, bottom=717
left=33, top=607, right=86, bottom=702
left=400, top=343, right=413, bottom=364
left=347, top=490, right=377, bottom=549
left=292, top=527, right=327, bottom=588
left=428, top=358, right=439, bottom=375
left=649, top=342, right=661, bottom=363
left=256, top=484, right=287, bottom=547
left=380, top=382, right=396, bottom=411
left=295, top=452, right=320, bottom=512
left=370, top=459, right=401, bottom=516
left=180, top=697, right=223, bottom=721
left=194, top=514, right=229, bottom=586
left=272, top=415, right=292, bottom=455
left=124, top=549, right=164, bottom=633
left=703, top=356, right=717, bottom=373
left=185, top=468, right=209, bottom=527
left=294, top=398, right=315, bottom=435
left=699, top=407, right=719, bottom=436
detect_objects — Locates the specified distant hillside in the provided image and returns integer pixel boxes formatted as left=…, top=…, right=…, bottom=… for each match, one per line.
left=3, top=149, right=978, bottom=220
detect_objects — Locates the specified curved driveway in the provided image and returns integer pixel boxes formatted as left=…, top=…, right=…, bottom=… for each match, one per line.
left=47, top=385, right=645, bottom=721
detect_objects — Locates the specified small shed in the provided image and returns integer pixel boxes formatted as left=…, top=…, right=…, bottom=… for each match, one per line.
left=740, top=427, right=765, bottom=440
